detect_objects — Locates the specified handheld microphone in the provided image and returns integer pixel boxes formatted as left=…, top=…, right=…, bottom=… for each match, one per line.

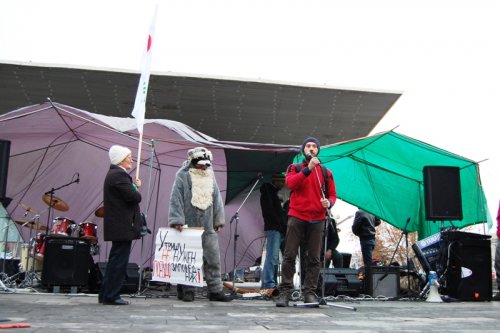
left=76, top=172, right=80, bottom=184
left=306, top=150, right=313, bottom=160
left=257, top=172, right=263, bottom=180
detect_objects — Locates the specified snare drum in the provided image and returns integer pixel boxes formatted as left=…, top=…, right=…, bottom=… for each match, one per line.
left=78, top=222, right=98, bottom=244
left=51, top=217, right=76, bottom=236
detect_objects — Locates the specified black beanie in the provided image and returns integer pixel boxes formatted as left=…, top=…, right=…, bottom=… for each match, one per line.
left=301, top=137, right=321, bottom=156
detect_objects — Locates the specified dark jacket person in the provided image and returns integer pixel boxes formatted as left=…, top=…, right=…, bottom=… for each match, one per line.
left=352, top=209, right=381, bottom=267
left=99, top=145, right=142, bottom=305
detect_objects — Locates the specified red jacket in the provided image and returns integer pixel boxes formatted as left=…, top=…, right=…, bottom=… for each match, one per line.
left=286, top=161, right=336, bottom=221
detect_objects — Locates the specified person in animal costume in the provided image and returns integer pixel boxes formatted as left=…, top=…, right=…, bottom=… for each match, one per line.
left=168, top=147, right=232, bottom=302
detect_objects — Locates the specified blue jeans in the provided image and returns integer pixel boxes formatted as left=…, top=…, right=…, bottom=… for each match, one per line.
left=360, top=239, right=376, bottom=267
left=261, top=230, right=284, bottom=289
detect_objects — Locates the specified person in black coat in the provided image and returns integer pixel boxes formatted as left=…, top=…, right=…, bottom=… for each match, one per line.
left=260, top=173, right=287, bottom=290
left=352, top=208, right=381, bottom=268
left=98, top=145, right=142, bottom=305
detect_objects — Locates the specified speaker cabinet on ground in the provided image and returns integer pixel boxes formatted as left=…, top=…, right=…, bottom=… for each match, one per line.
left=365, top=266, right=400, bottom=299
left=41, top=237, right=91, bottom=288
left=441, top=236, right=492, bottom=301
left=423, top=166, right=462, bottom=220
left=96, top=262, right=140, bottom=293
left=0, top=139, right=10, bottom=199
left=319, top=268, right=362, bottom=297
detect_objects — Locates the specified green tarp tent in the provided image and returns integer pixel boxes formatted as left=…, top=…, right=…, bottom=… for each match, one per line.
left=310, top=130, right=491, bottom=239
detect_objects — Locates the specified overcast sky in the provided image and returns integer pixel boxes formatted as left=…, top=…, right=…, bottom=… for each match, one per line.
left=1, top=0, right=499, bottom=232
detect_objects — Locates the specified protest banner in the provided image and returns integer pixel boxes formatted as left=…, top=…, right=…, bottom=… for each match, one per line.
left=152, top=227, right=204, bottom=287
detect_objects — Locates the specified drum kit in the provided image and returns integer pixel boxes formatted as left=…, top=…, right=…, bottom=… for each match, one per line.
left=1, top=195, right=104, bottom=288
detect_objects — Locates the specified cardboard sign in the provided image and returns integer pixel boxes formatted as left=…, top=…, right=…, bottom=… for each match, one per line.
left=152, top=227, right=204, bottom=287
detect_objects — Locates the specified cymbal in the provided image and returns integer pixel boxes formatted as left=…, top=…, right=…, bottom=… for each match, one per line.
left=42, top=194, right=69, bottom=212
left=19, top=203, right=38, bottom=215
left=15, top=220, right=47, bottom=231
left=95, top=206, right=104, bottom=218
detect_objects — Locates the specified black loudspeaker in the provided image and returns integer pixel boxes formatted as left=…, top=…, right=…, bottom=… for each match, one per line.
left=320, top=268, right=362, bottom=296
left=365, top=266, right=400, bottom=298
left=0, top=140, right=10, bottom=199
left=441, top=237, right=492, bottom=301
left=41, top=237, right=91, bottom=287
left=423, top=166, right=462, bottom=220
left=96, top=262, right=140, bottom=293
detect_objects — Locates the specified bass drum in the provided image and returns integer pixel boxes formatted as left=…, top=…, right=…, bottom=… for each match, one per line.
left=20, top=243, right=43, bottom=272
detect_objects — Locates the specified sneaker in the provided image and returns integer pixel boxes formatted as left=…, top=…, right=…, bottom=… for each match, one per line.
left=208, top=291, right=232, bottom=302
left=182, top=291, right=195, bottom=302
left=275, top=291, right=289, bottom=307
left=493, top=292, right=500, bottom=301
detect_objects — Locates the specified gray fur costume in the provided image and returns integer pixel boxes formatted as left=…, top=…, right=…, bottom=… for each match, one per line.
left=168, top=158, right=225, bottom=293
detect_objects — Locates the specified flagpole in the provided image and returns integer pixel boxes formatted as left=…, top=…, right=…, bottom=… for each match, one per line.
left=131, top=4, right=157, bottom=179
left=135, top=132, right=144, bottom=180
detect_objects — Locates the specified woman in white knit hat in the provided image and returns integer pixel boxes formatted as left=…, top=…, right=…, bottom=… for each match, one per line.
left=99, top=145, right=142, bottom=305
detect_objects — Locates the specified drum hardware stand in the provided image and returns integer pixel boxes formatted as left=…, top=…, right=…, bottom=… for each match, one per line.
left=229, top=173, right=262, bottom=295
left=17, top=216, right=42, bottom=289
left=1, top=223, right=10, bottom=283
left=0, top=274, right=11, bottom=292
left=17, top=234, right=41, bottom=288
left=0, top=224, right=21, bottom=289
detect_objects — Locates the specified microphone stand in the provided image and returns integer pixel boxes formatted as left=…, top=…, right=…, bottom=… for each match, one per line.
left=229, top=174, right=262, bottom=294
left=43, top=176, right=79, bottom=233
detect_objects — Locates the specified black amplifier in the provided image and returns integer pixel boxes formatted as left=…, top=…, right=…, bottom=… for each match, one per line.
left=319, top=268, right=362, bottom=297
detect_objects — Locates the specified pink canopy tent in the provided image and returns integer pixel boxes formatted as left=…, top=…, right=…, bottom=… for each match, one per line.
left=0, top=102, right=297, bottom=272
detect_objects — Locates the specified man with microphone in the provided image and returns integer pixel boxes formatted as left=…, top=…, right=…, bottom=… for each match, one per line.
left=276, top=137, right=337, bottom=307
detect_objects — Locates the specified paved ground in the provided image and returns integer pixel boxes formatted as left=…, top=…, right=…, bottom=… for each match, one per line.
left=1, top=283, right=500, bottom=333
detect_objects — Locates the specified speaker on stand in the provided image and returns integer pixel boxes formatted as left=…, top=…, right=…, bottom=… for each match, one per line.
left=423, top=166, right=462, bottom=221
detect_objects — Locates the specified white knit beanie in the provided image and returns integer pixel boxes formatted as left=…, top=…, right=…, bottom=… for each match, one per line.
left=109, top=145, right=131, bottom=165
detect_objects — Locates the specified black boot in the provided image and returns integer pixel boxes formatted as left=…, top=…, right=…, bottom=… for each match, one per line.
left=182, top=291, right=195, bottom=302
left=208, top=291, right=232, bottom=302
left=176, top=284, right=184, bottom=300
left=275, top=291, right=289, bottom=307
left=304, top=293, right=318, bottom=306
